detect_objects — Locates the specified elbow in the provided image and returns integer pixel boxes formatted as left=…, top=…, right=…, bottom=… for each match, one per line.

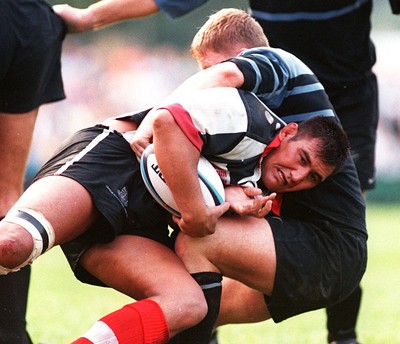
left=152, top=108, right=174, bottom=133
left=216, top=62, right=244, bottom=88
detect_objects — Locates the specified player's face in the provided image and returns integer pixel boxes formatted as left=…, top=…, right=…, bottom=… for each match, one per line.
left=261, top=125, right=335, bottom=193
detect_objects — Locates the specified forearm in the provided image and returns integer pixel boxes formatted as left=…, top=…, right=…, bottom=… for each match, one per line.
left=152, top=109, right=210, bottom=236
left=152, top=108, right=201, bottom=207
left=54, top=0, right=160, bottom=33
left=170, top=62, right=245, bottom=96
left=88, top=0, right=160, bottom=30
left=129, top=108, right=155, bottom=157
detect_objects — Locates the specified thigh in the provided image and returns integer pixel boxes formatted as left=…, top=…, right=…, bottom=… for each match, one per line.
left=10, top=175, right=97, bottom=244
left=176, top=215, right=276, bottom=295
left=267, top=217, right=367, bottom=323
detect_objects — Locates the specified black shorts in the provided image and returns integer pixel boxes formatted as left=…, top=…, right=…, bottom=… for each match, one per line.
left=0, top=0, right=66, bottom=113
left=35, top=125, right=173, bottom=286
left=325, top=73, right=378, bottom=191
left=265, top=216, right=367, bottom=323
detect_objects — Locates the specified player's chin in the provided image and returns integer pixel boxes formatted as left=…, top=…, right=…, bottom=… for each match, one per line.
left=264, top=182, right=295, bottom=194
left=281, top=184, right=315, bottom=193
left=263, top=178, right=284, bottom=193
left=274, top=184, right=305, bottom=193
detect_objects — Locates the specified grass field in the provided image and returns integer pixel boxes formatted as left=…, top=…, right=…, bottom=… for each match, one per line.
left=27, top=203, right=400, bottom=344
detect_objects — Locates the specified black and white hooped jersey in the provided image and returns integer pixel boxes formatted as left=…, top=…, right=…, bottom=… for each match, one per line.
left=159, top=87, right=286, bottom=187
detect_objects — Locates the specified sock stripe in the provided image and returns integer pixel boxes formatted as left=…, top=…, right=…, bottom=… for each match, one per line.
left=81, top=321, right=118, bottom=344
left=200, top=282, right=222, bottom=290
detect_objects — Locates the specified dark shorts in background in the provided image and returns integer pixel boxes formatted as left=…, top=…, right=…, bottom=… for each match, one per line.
left=35, top=125, right=173, bottom=286
left=266, top=216, right=367, bottom=323
left=326, top=72, right=379, bottom=191
left=0, top=0, right=66, bottom=113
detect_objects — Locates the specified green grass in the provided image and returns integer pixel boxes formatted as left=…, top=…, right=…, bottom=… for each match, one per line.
left=27, top=203, right=400, bottom=344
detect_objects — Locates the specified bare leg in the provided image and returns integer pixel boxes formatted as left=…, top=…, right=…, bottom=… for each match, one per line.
left=81, top=235, right=208, bottom=338
left=174, top=216, right=276, bottom=341
left=176, top=215, right=277, bottom=294
left=0, top=111, right=38, bottom=214
left=0, top=110, right=38, bottom=344
left=0, top=175, right=98, bottom=269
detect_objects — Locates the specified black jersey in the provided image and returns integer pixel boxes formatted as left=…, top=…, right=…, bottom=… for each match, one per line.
left=250, top=0, right=376, bottom=87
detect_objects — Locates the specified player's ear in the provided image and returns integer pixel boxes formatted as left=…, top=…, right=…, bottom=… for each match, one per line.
left=279, top=122, right=298, bottom=141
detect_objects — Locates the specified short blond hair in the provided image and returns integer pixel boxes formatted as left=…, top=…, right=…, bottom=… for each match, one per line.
left=190, top=8, right=269, bottom=61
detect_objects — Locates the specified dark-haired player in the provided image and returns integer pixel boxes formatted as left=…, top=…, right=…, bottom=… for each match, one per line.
left=0, top=87, right=348, bottom=344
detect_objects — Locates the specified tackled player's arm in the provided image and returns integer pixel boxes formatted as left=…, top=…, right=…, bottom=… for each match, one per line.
left=152, top=108, right=229, bottom=237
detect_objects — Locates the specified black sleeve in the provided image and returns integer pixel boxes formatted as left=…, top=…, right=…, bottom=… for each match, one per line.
left=114, top=108, right=152, bottom=125
left=226, top=55, right=285, bottom=94
left=225, top=58, right=259, bottom=91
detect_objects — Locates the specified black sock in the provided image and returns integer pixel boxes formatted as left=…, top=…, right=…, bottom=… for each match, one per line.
left=0, top=216, right=33, bottom=344
left=0, top=266, right=33, bottom=344
left=327, top=285, right=362, bottom=342
left=169, top=272, right=222, bottom=344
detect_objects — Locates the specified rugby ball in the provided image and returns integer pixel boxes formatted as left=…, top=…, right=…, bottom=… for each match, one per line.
left=140, top=144, right=225, bottom=217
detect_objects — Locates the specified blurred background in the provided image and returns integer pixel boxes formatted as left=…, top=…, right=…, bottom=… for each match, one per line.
left=30, top=0, right=400, bottom=203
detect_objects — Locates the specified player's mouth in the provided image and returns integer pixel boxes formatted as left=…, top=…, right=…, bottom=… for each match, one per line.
left=278, top=169, right=287, bottom=185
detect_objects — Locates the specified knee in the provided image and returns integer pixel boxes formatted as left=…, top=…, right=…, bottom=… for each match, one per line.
left=158, top=271, right=208, bottom=333
left=174, top=287, right=208, bottom=331
left=0, top=208, right=55, bottom=275
left=175, top=232, right=204, bottom=259
left=0, top=222, right=33, bottom=269
left=174, top=233, right=190, bottom=260
left=175, top=234, right=212, bottom=279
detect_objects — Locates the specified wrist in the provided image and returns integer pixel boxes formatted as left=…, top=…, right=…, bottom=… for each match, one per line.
left=83, top=6, right=98, bottom=31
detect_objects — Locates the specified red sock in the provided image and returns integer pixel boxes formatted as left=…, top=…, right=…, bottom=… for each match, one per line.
left=71, top=299, right=170, bottom=344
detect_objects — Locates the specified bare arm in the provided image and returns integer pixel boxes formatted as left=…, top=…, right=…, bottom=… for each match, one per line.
left=152, top=108, right=230, bottom=237
left=171, top=62, right=245, bottom=95
left=53, top=0, right=160, bottom=33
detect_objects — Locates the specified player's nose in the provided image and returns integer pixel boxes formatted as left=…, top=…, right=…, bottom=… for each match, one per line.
left=290, top=168, right=309, bottom=183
